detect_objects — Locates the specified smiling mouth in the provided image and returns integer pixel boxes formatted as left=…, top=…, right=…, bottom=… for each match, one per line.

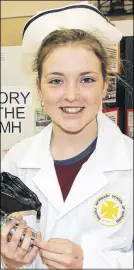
left=60, top=107, right=85, bottom=114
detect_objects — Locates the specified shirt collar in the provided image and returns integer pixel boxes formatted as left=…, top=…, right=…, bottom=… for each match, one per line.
left=18, top=112, right=132, bottom=171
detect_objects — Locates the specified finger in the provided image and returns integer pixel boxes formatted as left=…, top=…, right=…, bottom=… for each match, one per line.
left=40, top=249, right=66, bottom=264
left=23, top=245, right=39, bottom=265
left=37, top=231, right=42, bottom=241
left=40, top=249, right=74, bottom=266
left=17, top=228, right=32, bottom=259
left=34, top=232, right=42, bottom=247
left=48, top=239, right=74, bottom=255
left=34, top=231, right=42, bottom=246
left=48, top=238, right=68, bottom=244
left=20, top=231, right=41, bottom=264
left=38, top=241, right=69, bottom=254
left=16, top=215, right=24, bottom=222
left=8, top=221, right=27, bottom=253
left=1, top=219, right=18, bottom=245
left=43, top=259, right=65, bottom=269
left=9, top=214, right=23, bottom=222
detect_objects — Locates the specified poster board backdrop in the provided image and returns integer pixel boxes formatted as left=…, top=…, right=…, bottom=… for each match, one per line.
left=1, top=46, right=40, bottom=159
left=126, top=109, right=134, bottom=139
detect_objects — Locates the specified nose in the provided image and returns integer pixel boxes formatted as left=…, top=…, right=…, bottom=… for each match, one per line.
left=64, top=83, right=80, bottom=102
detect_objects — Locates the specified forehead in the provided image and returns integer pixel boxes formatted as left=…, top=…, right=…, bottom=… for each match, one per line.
left=42, top=45, right=102, bottom=74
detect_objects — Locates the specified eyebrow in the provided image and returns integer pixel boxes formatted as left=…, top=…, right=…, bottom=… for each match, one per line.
left=79, top=72, right=99, bottom=75
left=46, top=71, right=99, bottom=76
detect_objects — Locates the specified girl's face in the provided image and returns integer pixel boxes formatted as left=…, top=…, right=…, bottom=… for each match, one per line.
left=37, top=45, right=107, bottom=133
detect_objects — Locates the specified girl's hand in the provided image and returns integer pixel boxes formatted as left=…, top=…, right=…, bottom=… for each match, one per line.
left=36, top=238, right=83, bottom=269
left=1, top=216, right=41, bottom=269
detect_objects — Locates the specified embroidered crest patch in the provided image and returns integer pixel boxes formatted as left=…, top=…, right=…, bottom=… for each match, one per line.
left=93, top=193, right=126, bottom=226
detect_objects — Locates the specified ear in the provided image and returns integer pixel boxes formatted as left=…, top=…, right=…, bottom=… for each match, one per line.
left=102, top=80, right=108, bottom=98
left=36, top=78, right=43, bottom=100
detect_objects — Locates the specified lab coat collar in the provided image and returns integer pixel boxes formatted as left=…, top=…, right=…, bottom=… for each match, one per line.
left=57, top=113, right=132, bottom=217
left=18, top=112, right=132, bottom=171
left=18, top=124, right=64, bottom=211
left=17, top=113, right=132, bottom=214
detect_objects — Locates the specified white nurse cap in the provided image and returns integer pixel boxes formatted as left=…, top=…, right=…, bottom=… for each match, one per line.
left=22, top=1, right=122, bottom=55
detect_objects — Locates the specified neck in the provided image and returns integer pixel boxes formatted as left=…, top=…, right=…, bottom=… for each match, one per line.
left=50, top=117, right=98, bottom=160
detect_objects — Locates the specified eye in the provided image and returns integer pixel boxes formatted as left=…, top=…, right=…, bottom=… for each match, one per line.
left=81, top=77, right=95, bottom=83
left=49, top=79, right=63, bottom=84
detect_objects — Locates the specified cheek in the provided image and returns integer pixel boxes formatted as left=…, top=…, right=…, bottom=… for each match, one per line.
left=41, top=84, right=64, bottom=105
left=42, top=91, right=59, bottom=106
left=83, top=88, right=103, bottom=105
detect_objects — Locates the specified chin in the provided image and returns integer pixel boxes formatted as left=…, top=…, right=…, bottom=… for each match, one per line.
left=58, top=123, right=86, bottom=134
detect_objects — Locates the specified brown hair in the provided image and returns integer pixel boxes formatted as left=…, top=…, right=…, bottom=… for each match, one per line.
left=33, top=29, right=110, bottom=81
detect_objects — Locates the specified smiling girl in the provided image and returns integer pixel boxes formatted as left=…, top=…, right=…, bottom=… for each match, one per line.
left=1, top=2, right=133, bottom=269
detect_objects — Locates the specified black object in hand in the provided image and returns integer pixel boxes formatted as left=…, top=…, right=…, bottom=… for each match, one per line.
left=1, top=172, right=42, bottom=219
left=0, top=172, right=42, bottom=249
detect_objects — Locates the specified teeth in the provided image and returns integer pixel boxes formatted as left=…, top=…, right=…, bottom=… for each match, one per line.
left=62, top=107, right=83, bottom=113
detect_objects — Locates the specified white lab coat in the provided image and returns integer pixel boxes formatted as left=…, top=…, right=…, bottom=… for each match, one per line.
left=1, top=112, right=133, bottom=269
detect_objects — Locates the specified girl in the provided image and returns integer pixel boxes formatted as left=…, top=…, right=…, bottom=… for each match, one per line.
left=1, top=2, right=133, bottom=269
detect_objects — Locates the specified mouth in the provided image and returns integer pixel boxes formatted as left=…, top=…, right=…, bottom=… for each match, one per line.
left=60, top=107, right=85, bottom=114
